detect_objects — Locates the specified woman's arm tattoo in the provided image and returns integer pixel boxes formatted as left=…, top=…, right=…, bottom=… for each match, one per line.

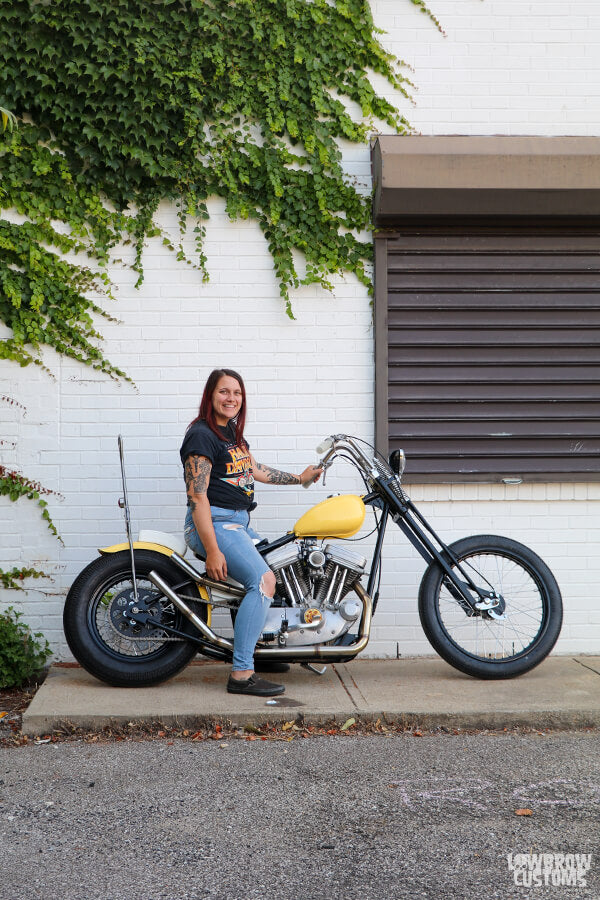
left=255, top=462, right=300, bottom=485
left=185, top=455, right=212, bottom=505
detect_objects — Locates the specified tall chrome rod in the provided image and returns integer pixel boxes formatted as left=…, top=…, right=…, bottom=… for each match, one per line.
left=117, top=435, right=138, bottom=605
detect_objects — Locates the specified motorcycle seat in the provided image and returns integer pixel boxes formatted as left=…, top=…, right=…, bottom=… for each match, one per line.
left=138, top=529, right=187, bottom=557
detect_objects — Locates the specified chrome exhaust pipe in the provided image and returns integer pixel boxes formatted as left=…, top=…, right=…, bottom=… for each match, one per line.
left=149, top=569, right=373, bottom=661
left=169, top=551, right=244, bottom=599
left=149, top=570, right=234, bottom=652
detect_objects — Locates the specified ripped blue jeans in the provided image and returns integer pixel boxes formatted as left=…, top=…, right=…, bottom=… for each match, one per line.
left=184, top=506, right=272, bottom=671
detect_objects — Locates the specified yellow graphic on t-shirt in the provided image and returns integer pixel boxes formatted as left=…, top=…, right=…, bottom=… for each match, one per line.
left=221, top=445, right=254, bottom=497
left=225, top=446, right=251, bottom=475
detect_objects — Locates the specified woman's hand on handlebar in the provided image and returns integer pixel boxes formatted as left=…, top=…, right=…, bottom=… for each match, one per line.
left=300, top=464, right=323, bottom=487
left=205, top=548, right=228, bottom=581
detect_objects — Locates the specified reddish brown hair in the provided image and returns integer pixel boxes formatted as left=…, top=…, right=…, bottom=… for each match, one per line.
left=189, top=368, right=247, bottom=444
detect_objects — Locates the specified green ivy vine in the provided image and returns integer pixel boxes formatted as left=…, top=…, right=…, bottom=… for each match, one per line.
left=0, top=567, right=50, bottom=592
left=0, top=0, right=440, bottom=375
left=0, top=465, right=62, bottom=541
left=0, top=396, right=59, bottom=592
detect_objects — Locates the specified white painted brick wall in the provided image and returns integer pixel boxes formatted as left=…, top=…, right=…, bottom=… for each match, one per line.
left=374, top=0, right=600, bottom=136
left=2, top=0, right=600, bottom=661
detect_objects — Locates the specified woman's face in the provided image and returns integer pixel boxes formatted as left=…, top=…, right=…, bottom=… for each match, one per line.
left=212, top=375, right=243, bottom=426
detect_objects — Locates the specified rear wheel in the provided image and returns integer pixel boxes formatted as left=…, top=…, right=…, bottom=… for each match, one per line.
left=418, top=535, right=562, bottom=679
left=63, top=550, right=208, bottom=687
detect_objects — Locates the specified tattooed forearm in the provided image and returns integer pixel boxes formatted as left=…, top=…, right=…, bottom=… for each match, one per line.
left=185, top=455, right=212, bottom=498
left=256, top=463, right=300, bottom=485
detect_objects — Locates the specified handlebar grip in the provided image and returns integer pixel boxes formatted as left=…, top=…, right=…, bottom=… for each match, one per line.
left=302, top=471, right=320, bottom=489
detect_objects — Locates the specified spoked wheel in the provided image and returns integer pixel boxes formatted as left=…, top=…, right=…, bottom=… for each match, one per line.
left=63, top=550, right=209, bottom=687
left=418, top=535, right=563, bottom=679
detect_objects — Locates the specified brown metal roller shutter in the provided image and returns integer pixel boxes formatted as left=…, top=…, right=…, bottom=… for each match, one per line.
left=376, top=223, right=600, bottom=482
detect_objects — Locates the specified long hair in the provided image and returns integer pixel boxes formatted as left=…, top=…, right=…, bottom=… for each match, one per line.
left=189, top=368, right=247, bottom=444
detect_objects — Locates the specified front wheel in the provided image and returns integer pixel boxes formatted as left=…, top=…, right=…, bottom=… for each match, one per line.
left=418, top=535, right=563, bottom=679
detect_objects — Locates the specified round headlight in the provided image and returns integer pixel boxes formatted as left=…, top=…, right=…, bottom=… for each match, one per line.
left=389, top=448, right=406, bottom=476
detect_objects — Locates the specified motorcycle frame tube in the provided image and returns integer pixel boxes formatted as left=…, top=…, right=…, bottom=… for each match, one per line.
left=148, top=569, right=373, bottom=662
left=365, top=500, right=388, bottom=600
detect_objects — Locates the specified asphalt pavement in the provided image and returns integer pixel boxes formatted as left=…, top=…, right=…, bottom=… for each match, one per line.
left=21, top=655, right=600, bottom=736
left=2, top=732, right=599, bottom=899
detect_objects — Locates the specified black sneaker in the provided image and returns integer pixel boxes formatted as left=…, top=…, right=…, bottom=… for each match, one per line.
left=227, top=673, right=285, bottom=696
left=254, top=660, right=291, bottom=674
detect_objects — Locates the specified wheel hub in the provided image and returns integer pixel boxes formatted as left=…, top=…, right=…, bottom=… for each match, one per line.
left=108, top=586, right=162, bottom=637
left=482, top=594, right=506, bottom=619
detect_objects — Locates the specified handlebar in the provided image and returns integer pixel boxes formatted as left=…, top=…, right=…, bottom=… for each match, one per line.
left=306, top=434, right=384, bottom=488
left=307, top=434, right=406, bottom=498
left=321, top=435, right=379, bottom=475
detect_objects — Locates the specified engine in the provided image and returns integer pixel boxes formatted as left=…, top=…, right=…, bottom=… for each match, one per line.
left=261, top=541, right=367, bottom=646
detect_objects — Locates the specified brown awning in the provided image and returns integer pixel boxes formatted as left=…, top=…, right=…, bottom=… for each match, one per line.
left=372, top=136, right=600, bottom=221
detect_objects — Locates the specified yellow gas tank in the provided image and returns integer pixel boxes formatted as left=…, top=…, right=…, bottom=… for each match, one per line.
left=293, top=495, right=366, bottom=539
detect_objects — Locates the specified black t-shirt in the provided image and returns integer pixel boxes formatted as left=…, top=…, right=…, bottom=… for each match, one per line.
left=180, top=420, right=255, bottom=511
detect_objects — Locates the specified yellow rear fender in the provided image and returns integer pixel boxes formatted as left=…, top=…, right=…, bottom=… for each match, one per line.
left=98, top=542, right=211, bottom=611
left=99, top=541, right=175, bottom=557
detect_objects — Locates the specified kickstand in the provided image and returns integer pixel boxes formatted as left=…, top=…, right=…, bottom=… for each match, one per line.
left=301, top=662, right=327, bottom=676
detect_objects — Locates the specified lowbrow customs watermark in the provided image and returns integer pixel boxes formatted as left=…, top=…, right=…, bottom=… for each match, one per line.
left=507, top=853, right=593, bottom=888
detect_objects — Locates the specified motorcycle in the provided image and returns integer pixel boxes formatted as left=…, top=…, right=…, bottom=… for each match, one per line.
left=63, top=434, right=563, bottom=686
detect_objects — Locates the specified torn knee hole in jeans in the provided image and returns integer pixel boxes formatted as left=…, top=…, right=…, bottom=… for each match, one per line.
left=222, top=523, right=242, bottom=531
left=259, top=573, right=274, bottom=603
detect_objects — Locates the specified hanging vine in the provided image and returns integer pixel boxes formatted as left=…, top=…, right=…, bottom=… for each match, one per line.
left=0, top=465, right=62, bottom=541
left=0, top=396, right=58, bottom=592
left=0, top=0, right=442, bottom=375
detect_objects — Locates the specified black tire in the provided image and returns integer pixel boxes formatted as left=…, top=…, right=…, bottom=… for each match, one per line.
left=418, top=535, right=563, bottom=679
left=63, top=550, right=209, bottom=687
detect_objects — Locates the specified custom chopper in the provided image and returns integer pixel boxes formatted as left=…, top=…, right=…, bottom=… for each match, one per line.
left=63, top=434, right=563, bottom=686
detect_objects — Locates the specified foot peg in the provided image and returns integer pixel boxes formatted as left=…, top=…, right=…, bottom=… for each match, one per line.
left=301, top=662, right=327, bottom=676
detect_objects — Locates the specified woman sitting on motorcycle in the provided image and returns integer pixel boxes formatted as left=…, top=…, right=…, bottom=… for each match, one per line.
left=181, top=368, right=322, bottom=696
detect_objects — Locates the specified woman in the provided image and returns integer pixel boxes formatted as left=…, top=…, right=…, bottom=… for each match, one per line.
left=181, top=368, right=322, bottom=696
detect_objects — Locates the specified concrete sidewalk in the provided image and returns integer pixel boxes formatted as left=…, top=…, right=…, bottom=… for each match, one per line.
left=21, top=655, right=600, bottom=736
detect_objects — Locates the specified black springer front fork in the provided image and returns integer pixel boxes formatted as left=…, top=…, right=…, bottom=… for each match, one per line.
left=364, top=481, right=496, bottom=615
